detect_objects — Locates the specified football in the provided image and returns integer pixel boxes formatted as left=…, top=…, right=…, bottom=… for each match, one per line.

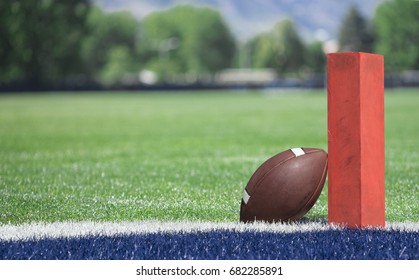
left=240, top=148, right=328, bottom=223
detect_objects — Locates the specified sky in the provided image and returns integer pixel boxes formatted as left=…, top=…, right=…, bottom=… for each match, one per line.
left=93, top=0, right=383, bottom=43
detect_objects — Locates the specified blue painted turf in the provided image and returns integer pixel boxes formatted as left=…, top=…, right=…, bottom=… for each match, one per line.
left=1, top=229, right=418, bottom=260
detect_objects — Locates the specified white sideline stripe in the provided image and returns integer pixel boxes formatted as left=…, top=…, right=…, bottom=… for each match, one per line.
left=242, top=190, right=250, bottom=204
left=0, top=221, right=418, bottom=241
left=291, top=147, right=305, bottom=157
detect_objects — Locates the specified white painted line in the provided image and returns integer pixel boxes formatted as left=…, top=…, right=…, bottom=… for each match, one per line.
left=291, top=147, right=305, bottom=157
left=0, top=221, right=417, bottom=241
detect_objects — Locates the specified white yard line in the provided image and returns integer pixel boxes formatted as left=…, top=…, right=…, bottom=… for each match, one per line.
left=0, top=220, right=418, bottom=241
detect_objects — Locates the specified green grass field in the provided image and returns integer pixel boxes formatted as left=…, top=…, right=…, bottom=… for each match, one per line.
left=0, top=89, right=418, bottom=225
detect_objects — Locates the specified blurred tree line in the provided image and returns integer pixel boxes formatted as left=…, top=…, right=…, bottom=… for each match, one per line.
left=0, top=0, right=89, bottom=86
left=0, top=0, right=418, bottom=88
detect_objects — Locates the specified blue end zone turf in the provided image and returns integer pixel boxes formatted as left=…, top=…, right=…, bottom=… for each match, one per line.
left=1, top=229, right=418, bottom=260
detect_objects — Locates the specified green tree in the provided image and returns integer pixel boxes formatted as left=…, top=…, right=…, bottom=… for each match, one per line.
left=99, top=46, right=136, bottom=86
left=245, top=19, right=305, bottom=75
left=338, top=5, right=374, bottom=52
left=0, top=0, right=90, bottom=86
left=141, top=5, right=236, bottom=80
left=374, top=0, right=419, bottom=71
left=273, top=20, right=306, bottom=74
left=81, top=7, right=140, bottom=84
left=306, top=41, right=326, bottom=73
left=245, top=33, right=275, bottom=69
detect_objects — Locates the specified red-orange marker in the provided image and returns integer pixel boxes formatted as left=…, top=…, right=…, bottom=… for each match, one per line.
left=327, top=52, right=385, bottom=228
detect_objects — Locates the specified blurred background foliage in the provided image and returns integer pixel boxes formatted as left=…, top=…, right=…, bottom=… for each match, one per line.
left=0, top=0, right=418, bottom=88
left=0, top=0, right=89, bottom=86
left=140, top=6, right=236, bottom=83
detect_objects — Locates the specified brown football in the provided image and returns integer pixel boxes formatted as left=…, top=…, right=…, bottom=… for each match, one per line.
left=240, top=148, right=328, bottom=223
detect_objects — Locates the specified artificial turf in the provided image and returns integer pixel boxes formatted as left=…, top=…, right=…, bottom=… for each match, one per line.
left=0, top=89, right=418, bottom=224
left=1, top=229, right=418, bottom=260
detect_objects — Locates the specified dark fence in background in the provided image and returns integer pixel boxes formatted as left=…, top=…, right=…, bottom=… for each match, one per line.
left=1, top=71, right=418, bottom=93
